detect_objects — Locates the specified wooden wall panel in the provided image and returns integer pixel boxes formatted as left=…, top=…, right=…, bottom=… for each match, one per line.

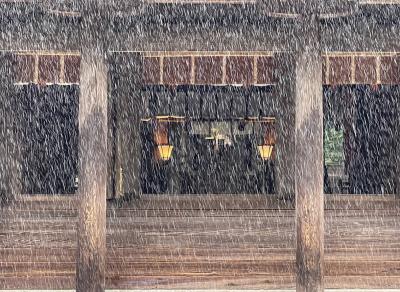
left=163, top=57, right=191, bottom=85
left=380, top=56, right=400, bottom=84
left=13, top=53, right=400, bottom=87
left=257, top=56, right=275, bottom=84
left=225, top=56, right=254, bottom=85
left=15, top=55, right=35, bottom=83
left=38, top=55, right=60, bottom=84
left=64, top=55, right=80, bottom=84
left=143, top=57, right=160, bottom=84
left=194, top=56, right=223, bottom=85
left=329, top=56, right=352, bottom=84
left=354, top=56, right=377, bottom=84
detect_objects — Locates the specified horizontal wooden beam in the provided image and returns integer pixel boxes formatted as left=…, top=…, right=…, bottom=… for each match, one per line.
left=107, top=20, right=289, bottom=52
left=321, top=18, right=400, bottom=52
left=1, top=11, right=400, bottom=53
left=0, top=16, right=80, bottom=52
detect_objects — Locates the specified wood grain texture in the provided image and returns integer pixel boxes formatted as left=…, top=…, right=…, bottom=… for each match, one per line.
left=294, top=14, right=324, bottom=292
left=77, top=5, right=108, bottom=290
left=0, top=195, right=399, bottom=289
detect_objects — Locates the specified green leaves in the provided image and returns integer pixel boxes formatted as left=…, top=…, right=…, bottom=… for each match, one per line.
left=324, top=127, right=344, bottom=166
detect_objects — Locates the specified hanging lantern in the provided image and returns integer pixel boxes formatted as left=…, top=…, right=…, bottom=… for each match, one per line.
left=258, top=145, right=274, bottom=160
left=157, top=144, right=174, bottom=161
left=154, top=122, right=174, bottom=161
left=258, top=119, right=276, bottom=160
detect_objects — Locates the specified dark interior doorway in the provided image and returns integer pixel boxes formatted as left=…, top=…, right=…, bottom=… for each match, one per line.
left=17, top=84, right=79, bottom=194
left=323, top=85, right=399, bottom=194
left=140, top=85, right=276, bottom=195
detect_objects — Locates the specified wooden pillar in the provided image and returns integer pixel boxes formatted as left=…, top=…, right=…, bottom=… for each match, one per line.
left=0, top=52, right=20, bottom=204
left=113, top=53, right=143, bottom=199
left=275, top=54, right=296, bottom=201
left=116, top=53, right=143, bottom=199
left=294, top=14, right=324, bottom=291
left=76, top=3, right=108, bottom=291
left=396, top=86, right=400, bottom=198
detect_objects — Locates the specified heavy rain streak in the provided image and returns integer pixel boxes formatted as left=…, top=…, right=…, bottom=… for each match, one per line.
left=0, top=1, right=399, bottom=291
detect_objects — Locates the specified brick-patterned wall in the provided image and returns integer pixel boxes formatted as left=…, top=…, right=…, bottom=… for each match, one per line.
left=380, top=55, right=400, bottom=84
left=163, top=56, right=192, bottom=84
left=327, top=56, right=352, bottom=85
left=14, top=53, right=80, bottom=85
left=324, top=54, right=400, bottom=85
left=64, top=55, right=81, bottom=84
left=143, top=54, right=276, bottom=85
left=14, top=52, right=400, bottom=86
left=195, top=56, right=223, bottom=84
left=145, top=53, right=400, bottom=86
left=38, top=55, right=61, bottom=84
left=15, top=55, right=36, bottom=83
left=225, top=56, right=254, bottom=85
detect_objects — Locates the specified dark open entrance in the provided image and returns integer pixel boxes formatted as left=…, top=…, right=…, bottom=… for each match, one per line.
left=140, top=85, right=276, bottom=195
left=324, top=85, right=399, bottom=194
left=17, top=84, right=79, bottom=194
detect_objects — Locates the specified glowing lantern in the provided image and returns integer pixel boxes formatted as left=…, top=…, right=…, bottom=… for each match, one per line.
left=157, top=144, right=174, bottom=161
left=257, top=145, right=274, bottom=160
left=258, top=119, right=275, bottom=160
left=154, top=122, right=173, bottom=161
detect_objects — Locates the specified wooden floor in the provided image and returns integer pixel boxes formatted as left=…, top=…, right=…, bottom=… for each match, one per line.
left=0, top=195, right=399, bottom=289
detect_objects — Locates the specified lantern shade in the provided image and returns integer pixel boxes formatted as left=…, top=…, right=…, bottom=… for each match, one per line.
left=258, top=145, right=274, bottom=160
left=157, top=145, right=174, bottom=161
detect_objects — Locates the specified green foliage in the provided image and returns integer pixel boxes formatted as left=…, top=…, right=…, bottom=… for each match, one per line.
left=324, top=128, right=344, bottom=166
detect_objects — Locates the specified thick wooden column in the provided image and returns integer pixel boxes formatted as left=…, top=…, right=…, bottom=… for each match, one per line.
left=76, top=3, right=108, bottom=291
left=295, top=14, right=324, bottom=291
left=0, top=52, right=20, bottom=204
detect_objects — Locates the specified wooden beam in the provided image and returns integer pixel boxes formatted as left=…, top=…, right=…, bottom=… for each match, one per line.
left=107, top=20, right=289, bottom=52
left=2, top=7, right=400, bottom=53
left=294, top=14, right=324, bottom=291
left=0, top=14, right=80, bottom=52
left=321, top=17, right=400, bottom=52
left=0, top=18, right=286, bottom=52
left=76, top=3, right=108, bottom=291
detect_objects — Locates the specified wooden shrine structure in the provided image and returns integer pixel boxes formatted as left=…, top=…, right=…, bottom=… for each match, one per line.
left=1, top=1, right=400, bottom=291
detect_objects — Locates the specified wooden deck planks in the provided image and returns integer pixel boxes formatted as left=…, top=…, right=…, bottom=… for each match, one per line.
left=0, top=196, right=399, bottom=289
